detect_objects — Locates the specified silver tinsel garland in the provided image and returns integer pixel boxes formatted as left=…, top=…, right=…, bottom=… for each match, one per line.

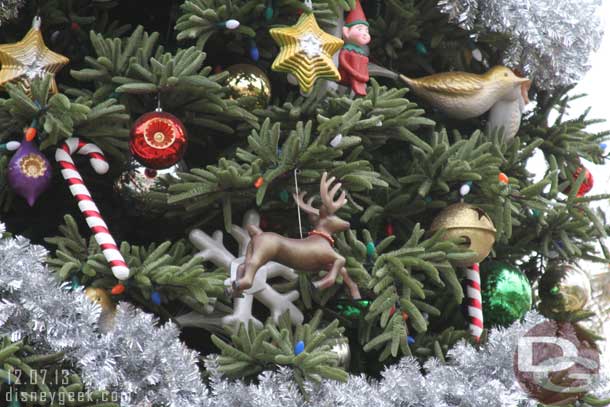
left=0, top=0, right=24, bottom=26
left=437, top=0, right=478, bottom=31
left=0, top=235, right=209, bottom=406
left=1, top=233, right=608, bottom=406
left=437, top=0, right=604, bottom=90
left=203, top=312, right=610, bottom=407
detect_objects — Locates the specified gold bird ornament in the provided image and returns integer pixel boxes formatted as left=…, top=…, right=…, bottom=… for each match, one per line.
left=400, top=66, right=531, bottom=120
left=486, top=74, right=531, bottom=142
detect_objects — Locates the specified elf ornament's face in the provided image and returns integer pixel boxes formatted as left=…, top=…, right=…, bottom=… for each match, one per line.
left=342, top=24, right=370, bottom=46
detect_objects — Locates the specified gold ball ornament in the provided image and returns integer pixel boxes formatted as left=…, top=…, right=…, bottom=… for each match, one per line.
left=225, top=64, right=271, bottom=109
left=84, top=287, right=116, bottom=333
left=269, top=12, right=343, bottom=93
left=430, top=203, right=496, bottom=266
left=0, top=18, right=69, bottom=94
left=539, top=263, right=591, bottom=313
left=84, top=287, right=116, bottom=313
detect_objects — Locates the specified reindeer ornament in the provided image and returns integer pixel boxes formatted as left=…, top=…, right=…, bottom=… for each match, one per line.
left=229, top=172, right=361, bottom=299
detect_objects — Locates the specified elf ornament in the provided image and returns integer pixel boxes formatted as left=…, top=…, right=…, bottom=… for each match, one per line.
left=400, top=66, right=531, bottom=120
left=0, top=17, right=69, bottom=94
left=129, top=110, right=188, bottom=170
left=228, top=172, right=361, bottom=299
left=269, top=10, right=343, bottom=93
left=339, top=0, right=370, bottom=96
left=7, top=129, right=52, bottom=206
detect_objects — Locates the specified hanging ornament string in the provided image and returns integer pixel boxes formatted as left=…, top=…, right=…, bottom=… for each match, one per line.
left=294, top=168, right=303, bottom=238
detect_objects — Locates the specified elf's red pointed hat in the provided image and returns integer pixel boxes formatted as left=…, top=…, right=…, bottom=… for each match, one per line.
left=345, top=0, right=368, bottom=27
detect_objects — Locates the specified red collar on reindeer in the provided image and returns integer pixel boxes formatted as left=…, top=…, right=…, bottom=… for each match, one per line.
left=308, top=230, right=335, bottom=247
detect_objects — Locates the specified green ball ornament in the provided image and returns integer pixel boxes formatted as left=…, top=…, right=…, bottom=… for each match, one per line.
left=481, top=261, right=532, bottom=326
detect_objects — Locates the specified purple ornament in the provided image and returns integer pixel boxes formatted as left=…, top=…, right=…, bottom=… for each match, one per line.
left=7, top=138, right=52, bottom=206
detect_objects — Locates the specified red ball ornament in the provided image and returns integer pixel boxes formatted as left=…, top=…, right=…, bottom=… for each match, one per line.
left=129, top=111, right=187, bottom=169
left=564, top=166, right=593, bottom=197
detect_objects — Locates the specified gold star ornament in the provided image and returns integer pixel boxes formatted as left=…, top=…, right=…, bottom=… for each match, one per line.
left=0, top=18, right=69, bottom=94
left=269, top=12, right=343, bottom=93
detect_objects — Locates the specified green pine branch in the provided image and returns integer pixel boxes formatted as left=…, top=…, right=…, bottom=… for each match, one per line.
left=259, top=79, right=435, bottom=149
left=369, top=0, right=472, bottom=71
left=362, top=223, right=470, bottom=361
left=167, top=118, right=387, bottom=229
left=45, top=215, right=225, bottom=313
left=39, top=0, right=130, bottom=37
left=70, top=26, right=258, bottom=133
left=0, top=76, right=130, bottom=155
left=211, top=310, right=348, bottom=394
left=0, top=336, right=118, bottom=406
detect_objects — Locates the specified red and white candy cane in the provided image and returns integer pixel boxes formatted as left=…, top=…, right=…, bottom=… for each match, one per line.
left=465, top=263, right=483, bottom=341
left=55, top=138, right=129, bottom=280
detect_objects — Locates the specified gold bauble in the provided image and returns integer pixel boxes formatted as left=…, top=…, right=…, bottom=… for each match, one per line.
left=539, top=263, right=591, bottom=313
left=430, top=203, right=496, bottom=266
left=225, top=64, right=271, bottom=109
left=84, top=287, right=115, bottom=313
left=0, top=19, right=69, bottom=94
left=84, top=287, right=116, bottom=333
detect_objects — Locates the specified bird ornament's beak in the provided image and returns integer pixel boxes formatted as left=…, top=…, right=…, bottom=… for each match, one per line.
left=518, top=78, right=531, bottom=105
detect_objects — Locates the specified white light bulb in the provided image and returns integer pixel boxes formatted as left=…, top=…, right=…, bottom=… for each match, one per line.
left=6, top=141, right=20, bottom=151
left=225, top=19, right=240, bottom=30
left=460, top=184, right=471, bottom=196
left=330, top=134, right=343, bottom=147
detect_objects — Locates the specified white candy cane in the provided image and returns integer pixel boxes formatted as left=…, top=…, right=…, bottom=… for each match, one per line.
left=465, top=263, right=483, bottom=341
left=55, top=138, right=129, bottom=280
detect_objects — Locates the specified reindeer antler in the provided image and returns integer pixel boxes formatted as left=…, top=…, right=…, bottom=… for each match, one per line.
left=293, top=191, right=319, bottom=216
left=320, top=172, right=347, bottom=215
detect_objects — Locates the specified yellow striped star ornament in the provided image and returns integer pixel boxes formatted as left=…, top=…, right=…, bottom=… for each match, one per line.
left=0, top=17, right=69, bottom=94
left=269, top=12, right=343, bottom=93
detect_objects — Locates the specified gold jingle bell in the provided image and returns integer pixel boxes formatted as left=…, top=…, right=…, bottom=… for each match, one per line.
left=225, top=64, right=271, bottom=110
left=430, top=203, right=496, bottom=266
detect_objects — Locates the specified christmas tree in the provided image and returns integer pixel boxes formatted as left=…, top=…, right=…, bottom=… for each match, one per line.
left=0, top=0, right=609, bottom=405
